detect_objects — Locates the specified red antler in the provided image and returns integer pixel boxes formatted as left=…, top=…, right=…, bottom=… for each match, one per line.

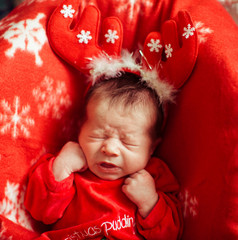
left=47, top=3, right=197, bottom=103
left=47, top=0, right=123, bottom=74
left=143, top=11, right=198, bottom=89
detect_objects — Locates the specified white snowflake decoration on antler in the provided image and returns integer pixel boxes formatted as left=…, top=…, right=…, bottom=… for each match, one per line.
left=147, top=39, right=163, bottom=52
left=0, top=96, right=35, bottom=139
left=182, top=24, right=196, bottom=39
left=105, top=29, right=119, bottom=44
left=77, top=30, right=93, bottom=44
left=165, top=44, right=173, bottom=58
left=60, top=5, right=75, bottom=18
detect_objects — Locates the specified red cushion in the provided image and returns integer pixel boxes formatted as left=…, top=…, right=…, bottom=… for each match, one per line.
left=0, top=0, right=237, bottom=239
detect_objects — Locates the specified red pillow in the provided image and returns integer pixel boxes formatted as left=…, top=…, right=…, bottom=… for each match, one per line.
left=0, top=0, right=237, bottom=239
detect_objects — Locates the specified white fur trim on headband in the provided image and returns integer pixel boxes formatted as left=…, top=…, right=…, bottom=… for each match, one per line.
left=88, top=50, right=175, bottom=103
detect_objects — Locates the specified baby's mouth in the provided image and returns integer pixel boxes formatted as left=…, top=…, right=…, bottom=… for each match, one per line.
left=97, top=162, right=121, bottom=174
left=100, top=162, right=117, bottom=169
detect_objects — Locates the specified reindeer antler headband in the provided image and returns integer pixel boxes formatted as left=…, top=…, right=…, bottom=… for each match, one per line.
left=47, top=0, right=198, bottom=103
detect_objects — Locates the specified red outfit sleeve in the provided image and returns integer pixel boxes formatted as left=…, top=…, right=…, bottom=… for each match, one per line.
left=24, top=154, right=75, bottom=225
left=136, top=157, right=183, bottom=240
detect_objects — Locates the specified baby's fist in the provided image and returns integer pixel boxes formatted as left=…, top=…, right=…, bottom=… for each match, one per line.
left=52, top=141, right=87, bottom=181
left=122, top=169, right=158, bottom=218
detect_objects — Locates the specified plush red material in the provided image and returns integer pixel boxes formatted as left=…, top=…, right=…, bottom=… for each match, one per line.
left=48, top=3, right=198, bottom=91
left=143, top=11, right=198, bottom=89
left=0, top=0, right=237, bottom=239
left=48, top=3, right=123, bottom=74
left=24, top=155, right=181, bottom=239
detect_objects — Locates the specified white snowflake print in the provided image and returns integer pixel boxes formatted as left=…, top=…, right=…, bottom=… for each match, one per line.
left=77, top=30, right=92, bottom=44
left=23, top=0, right=44, bottom=5
left=0, top=14, right=18, bottom=32
left=194, top=21, right=213, bottom=44
left=182, top=24, right=196, bottom=39
left=116, top=0, right=153, bottom=19
left=2, top=13, right=47, bottom=66
left=165, top=44, right=173, bottom=58
left=105, top=29, right=119, bottom=44
left=60, top=5, right=75, bottom=18
left=0, top=222, right=13, bottom=240
left=33, top=76, right=72, bottom=119
left=22, top=0, right=57, bottom=6
left=0, top=181, right=33, bottom=231
left=0, top=96, right=35, bottom=139
left=147, top=39, right=163, bottom=53
left=179, top=189, right=198, bottom=218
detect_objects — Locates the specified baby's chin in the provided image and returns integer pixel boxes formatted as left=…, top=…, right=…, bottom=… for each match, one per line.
left=93, top=172, right=125, bottom=181
left=89, top=167, right=126, bottom=181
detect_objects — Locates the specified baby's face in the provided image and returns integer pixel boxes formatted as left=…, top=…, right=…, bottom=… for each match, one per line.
left=78, top=96, right=156, bottom=180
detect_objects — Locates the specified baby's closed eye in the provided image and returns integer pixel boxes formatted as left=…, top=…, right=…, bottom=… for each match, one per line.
left=121, top=139, right=139, bottom=148
left=89, top=135, right=105, bottom=140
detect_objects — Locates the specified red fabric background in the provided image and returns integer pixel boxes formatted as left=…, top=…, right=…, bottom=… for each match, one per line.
left=0, top=0, right=237, bottom=239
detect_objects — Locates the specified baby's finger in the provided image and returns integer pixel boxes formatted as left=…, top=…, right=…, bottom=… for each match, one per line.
left=122, top=183, right=130, bottom=195
left=129, top=169, right=147, bottom=179
left=123, top=176, right=132, bottom=185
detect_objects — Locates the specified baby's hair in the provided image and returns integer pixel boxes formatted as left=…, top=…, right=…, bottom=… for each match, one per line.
left=84, top=72, right=164, bottom=140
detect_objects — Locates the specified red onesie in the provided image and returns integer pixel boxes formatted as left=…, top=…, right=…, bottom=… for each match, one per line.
left=24, top=154, right=182, bottom=240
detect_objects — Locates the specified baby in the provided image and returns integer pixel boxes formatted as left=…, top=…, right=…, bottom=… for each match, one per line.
left=25, top=72, right=182, bottom=240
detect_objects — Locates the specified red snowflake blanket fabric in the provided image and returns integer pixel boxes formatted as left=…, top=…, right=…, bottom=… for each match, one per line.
left=0, top=0, right=237, bottom=239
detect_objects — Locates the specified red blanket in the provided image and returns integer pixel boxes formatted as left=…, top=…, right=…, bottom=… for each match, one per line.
left=0, top=0, right=237, bottom=239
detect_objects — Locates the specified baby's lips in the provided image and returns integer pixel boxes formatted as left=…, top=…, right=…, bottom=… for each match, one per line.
left=100, top=162, right=119, bottom=169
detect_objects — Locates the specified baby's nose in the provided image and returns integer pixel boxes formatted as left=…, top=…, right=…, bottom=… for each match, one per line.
left=101, top=138, right=120, bottom=157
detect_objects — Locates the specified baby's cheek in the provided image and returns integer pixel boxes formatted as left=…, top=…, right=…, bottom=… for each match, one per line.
left=125, top=157, right=147, bottom=174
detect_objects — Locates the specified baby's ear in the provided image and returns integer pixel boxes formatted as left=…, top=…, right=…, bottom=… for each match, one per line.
left=150, top=138, right=162, bottom=155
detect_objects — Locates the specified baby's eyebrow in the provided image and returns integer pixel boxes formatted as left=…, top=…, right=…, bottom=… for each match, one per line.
left=121, top=133, right=135, bottom=141
left=91, top=128, right=104, bottom=134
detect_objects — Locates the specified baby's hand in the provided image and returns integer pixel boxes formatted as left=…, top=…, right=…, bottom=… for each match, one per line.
left=52, top=141, right=87, bottom=181
left=122, top=169, right=158, bottom=218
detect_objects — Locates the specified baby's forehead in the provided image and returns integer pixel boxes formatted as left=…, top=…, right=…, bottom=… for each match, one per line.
left=86, top=95, right=157, bottom=133
left=88, top=92, right=156, bottom=115
left=85, top=96, right=155, bottom=135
